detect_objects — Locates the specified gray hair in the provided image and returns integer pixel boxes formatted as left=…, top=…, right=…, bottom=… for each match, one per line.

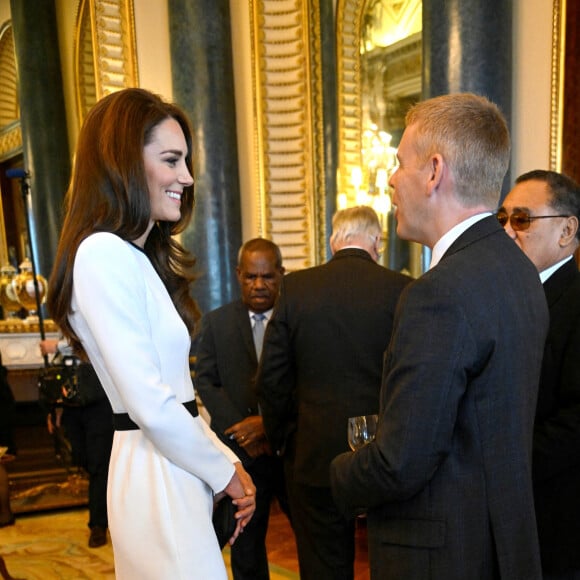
left=330, top=206, right=382, bottom=248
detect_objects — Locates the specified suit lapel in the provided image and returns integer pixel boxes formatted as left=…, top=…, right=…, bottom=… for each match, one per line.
left=234, top=301, right=257, bottom=363
left=543, top=258, right=578, bottom=308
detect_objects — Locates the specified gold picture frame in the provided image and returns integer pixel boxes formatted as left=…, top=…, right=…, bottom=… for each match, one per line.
left=550, top=0, right=566, bottom=171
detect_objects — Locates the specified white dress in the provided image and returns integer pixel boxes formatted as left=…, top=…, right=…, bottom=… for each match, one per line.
left=70, top=232, right=239, bottom=579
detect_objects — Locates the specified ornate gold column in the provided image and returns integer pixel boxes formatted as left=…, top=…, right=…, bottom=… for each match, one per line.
left=249, top=0, right=328, bottom=270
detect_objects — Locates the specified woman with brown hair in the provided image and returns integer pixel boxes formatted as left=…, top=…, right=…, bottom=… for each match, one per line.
left=47, top=88, right=255, bottom=579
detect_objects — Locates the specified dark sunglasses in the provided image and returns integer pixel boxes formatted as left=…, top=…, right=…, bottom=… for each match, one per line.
left=496, top=209, right=570, bottom=231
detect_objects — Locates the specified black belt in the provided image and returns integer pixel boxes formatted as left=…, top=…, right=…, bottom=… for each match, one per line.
left=113, top=400, right=199, bottom=431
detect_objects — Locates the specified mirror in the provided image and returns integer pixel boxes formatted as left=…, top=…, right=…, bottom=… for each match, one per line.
left=337, top=0, right=424, bottom=277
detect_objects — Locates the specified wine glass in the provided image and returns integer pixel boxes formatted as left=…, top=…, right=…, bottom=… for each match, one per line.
left=347, top=414, right=378, bottom=451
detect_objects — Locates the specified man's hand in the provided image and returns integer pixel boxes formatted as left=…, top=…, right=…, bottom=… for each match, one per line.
left=39, top=339, right=59, bottom=357
left=46, top=408, right=63, bottom=435
left=224, top=415, right=269, bottom=458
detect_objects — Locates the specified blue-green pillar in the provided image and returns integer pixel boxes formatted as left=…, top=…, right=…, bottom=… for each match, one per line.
left=168, top=0, right=242, bottom=315
left=423, top=0, right=512, bottom=194
left=9, top=0, right=71, bottom=280
left=320, top=0, right=338, bottom=260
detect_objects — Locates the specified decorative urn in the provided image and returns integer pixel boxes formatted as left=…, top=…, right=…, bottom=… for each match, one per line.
left=0, top=264, right=21, bottom=318
left=12, top=258, right=48, bottom=316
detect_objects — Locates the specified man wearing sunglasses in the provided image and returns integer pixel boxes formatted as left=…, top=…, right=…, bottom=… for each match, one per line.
left=330, top=94, right=549, bottom=580
left=499, top=170, right=580, bottom=580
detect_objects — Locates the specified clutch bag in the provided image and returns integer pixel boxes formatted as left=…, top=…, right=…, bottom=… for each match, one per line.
left=212, top=496, right=237, bottom=549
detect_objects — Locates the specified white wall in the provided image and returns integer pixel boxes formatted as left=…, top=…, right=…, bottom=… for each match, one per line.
left=133, top=0, right=173, bottom=100
left=511, top=0, right=553, bottom=180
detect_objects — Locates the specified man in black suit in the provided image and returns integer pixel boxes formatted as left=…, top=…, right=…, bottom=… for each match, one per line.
left=330, top=94, right=549, bottom=579
left=40, top=338, right=113, bottom=549
left=195, top=238, right=288, bottom=580
left=256, top=206, right=412, bottom=579
left=499, top=170, right=580, bottom=580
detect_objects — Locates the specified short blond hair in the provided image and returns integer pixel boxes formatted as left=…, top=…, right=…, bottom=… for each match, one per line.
left=406, top=93, right=510, bottom=208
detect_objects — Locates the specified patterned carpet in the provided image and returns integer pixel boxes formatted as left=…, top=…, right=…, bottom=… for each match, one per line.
left=0, top=508, right=299, bottom=579
left=0, top=510, right=115, bottom=579
left=1, top=414, right=300, bottom=579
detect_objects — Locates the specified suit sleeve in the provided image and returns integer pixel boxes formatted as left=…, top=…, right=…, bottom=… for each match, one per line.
left=533, top=319, right=580, bottom=482
left=194, top=314, right=246, bottom=434
left=330, top=279, right=476, bottom=517
left=256, top=283, right=296, bottom=453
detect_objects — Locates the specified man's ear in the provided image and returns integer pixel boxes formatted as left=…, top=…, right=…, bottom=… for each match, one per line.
left=427, top=153, right=444, bottom=194
left=329, top=237, right=337, bottom=256
left=371, top=234, right=381, bottom=262
left=560, top=215, right=579, bottom=248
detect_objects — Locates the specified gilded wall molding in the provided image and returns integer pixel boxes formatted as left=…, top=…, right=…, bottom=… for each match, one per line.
left=336, top=0, right=365, bottom=204
left=0, top=122, right=21, bottom=163
left=550, top=0, right=566, bottom=171
left=0, top=22, right=20, bottom=267
left=249, top=0, right=326, bottom=270
left=0, top=24, right=21, bottom=161
left=75, top=0, right=139, bottom=122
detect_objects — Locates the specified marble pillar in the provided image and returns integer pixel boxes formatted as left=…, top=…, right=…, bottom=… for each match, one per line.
left=423, top=0, right=512, bottom=195
left=9, top=0, right=71, bottom=281
left=168, top=0, right=242, bottom=315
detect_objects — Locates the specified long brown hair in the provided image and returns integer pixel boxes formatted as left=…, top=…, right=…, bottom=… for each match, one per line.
left=48, top=88, right=200, bottom=356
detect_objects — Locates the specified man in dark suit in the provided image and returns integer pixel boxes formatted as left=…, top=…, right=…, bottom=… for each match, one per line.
left=329, top=94, right=549, bottom=580
left=499, top=170, right=580, bottom=580
left=40, top=338, right=113, bottom=549
left=256, top=205, right=412, bottom=579
left=195, top=238, right=288, bottom=580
